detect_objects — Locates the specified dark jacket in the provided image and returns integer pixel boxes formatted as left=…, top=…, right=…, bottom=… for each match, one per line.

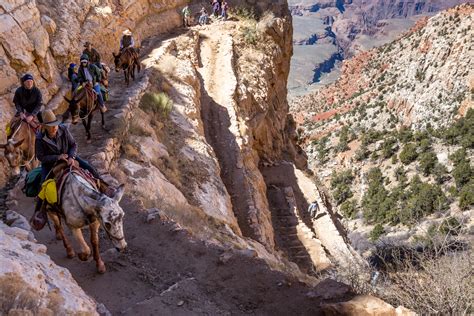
left=13, top=86, right=43, bottom=116
left=36, top=125, right=77, bottom=169
left=77, top=64, right=102, bottom=86
left=82, top=48, right=101, bottom=64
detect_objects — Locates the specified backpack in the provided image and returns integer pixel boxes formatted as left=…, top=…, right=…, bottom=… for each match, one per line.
left=22, top=167, right=43, bottom=197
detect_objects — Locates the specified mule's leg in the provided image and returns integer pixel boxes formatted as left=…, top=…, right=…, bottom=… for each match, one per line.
left=136, top=59, right=141, bottom=73
left=71, top=228, right=91, bottom=261
left=101, top=110, right=105, bottom=129
left=49, top=212, right=75, bottom=258
left=81, top=118, right=89, bottom=140
left=90, top=220, right=106, bottom=273
left=86, top=113, right=93, bottom=142
left=123, top=69, right=129, bottom=86
left=131, top=63, right=136, bottom=81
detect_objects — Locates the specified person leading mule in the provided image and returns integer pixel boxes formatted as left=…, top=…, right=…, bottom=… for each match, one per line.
left=77, top=54, right=107, bottom=113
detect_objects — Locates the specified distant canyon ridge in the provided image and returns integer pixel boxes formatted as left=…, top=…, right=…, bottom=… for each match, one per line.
left=288, top=0, right=473, bottom=97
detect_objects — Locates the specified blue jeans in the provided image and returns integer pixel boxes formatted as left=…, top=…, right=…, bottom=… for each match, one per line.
left=199, top=15, right=208, bottom=25
left=93, top=83, right=105, bottom=107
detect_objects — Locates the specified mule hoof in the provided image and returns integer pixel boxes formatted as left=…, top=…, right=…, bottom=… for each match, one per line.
left=67, top=249, right=76, bottom=259
left=97, top=263, right=106, bottom=274
left=78, top=252, right=90, bottom=261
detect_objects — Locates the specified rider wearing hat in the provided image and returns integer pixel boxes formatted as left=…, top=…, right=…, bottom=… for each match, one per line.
left=76, top=54, right=107, bottom=113
left=32, top=110, right=105, bottom=229
left=120, top=29, right=135, bottom=52
left=13, top=73, right=43, bottom=123
left=82, top=41, right=101, bottom=68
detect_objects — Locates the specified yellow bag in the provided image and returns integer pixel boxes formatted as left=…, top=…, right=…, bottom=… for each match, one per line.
left=5, top=124, right=11, bottom=137
left=38, top=179, right=58, bottom=205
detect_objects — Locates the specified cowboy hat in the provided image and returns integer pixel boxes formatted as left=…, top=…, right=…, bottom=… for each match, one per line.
left=41, top=110, right=61, bottom=126
left=122, top=29, right=132, bottom=35
left=83, top=41, right=92, bottom=47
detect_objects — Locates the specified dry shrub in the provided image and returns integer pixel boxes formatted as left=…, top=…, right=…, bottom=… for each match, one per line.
left=0, top=274, right=42, bottom=313
left=128, top=115, right=152, bottom=137
left=380, top=250, right=473, bottom=315
left=139, top=92, right=173, bottom=118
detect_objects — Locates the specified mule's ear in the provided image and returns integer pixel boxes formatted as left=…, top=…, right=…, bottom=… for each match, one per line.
left=13, top=139, right=24, bottom=148
left=83, top=194, right=106, bottom=212
left=63, top=96, right=71, bottom=103
left=112, top=184, right=125, bottom=203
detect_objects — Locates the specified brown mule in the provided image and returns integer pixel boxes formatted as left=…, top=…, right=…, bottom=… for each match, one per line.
left=63, top=82, right=105, bottom=142
left=112, top=47, right=141, bottom=86
left=0, top=118, right=39, bottom=175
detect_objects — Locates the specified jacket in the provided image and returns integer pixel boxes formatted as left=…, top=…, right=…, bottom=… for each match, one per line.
left=120, top=35, right=135, bottom=49
left=77, top=64, right=102, bottom=86
left=82, top=48, right=101, bottom=64
left=36, top=125, right=77, bottom=169
left=13, top=86, right=43, bottom=115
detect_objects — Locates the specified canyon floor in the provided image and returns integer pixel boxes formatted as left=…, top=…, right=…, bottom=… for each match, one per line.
left=7, top=25, right=353, bottom=315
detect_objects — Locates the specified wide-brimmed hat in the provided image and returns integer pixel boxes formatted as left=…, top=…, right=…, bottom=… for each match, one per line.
left=41, top=110, right=61, bottom=126
left=122, top=29, right=132, bottom=35
left=83, top=41, right=92, bottom=47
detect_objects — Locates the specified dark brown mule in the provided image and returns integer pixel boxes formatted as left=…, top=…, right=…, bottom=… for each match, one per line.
left=64, top=82, right=105, bottom=142
left=0, top=119, right=39, bottom=175
left=112, top=47, right=141, bottom=86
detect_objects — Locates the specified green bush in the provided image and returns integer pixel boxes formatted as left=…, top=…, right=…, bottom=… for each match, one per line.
left=355, top=143, right=370, bottom=161
left=452, top=161, right=472, bottom=190
left=316, top=136, right=329, bottom=164
left=442, top=108, right=474, bottom=148
left=459, top=182, right=474, bottom=210
left=381, top=137, right=398, bottom=159
left=362, top=168, right=396, bottom=224
left=241, top=24, right=259, bottom=45
left=335, top=126, right=350, bottom=153
left=419, top=151, right=438, bottom=176
left=399, top=176, right=448, bottom=223
left=140, top=92, right=173, bottom=117
left=399, top=143, right=418, bottom=165
left=398, top=126, right=413, bottom=143
left=369, top=224, right=385, bottom=241
left=433, top=163, right=449, bottom=184
left=361, top=129, right=383, bottom=146
left=330, top=169, right=354, bottom=205
left=340, top=199, right=358, bottom=219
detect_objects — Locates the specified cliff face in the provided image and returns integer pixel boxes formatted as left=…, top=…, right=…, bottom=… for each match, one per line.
left=292, top=4, right=473, bottom=249
left=0, top=0, right=187, bottom=184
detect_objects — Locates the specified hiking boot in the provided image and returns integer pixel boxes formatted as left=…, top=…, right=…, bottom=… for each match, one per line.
left=30, top=198, right=48, bottom=231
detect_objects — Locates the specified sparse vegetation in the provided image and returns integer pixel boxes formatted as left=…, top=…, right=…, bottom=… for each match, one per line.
left=330, top=169, right=354, bottom=205
left=399, top=143, right=418, bottom=165
left=140, top=92, right=173, bottom=118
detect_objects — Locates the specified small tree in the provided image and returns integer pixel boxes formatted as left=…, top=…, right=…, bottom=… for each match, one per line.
left=459, top=182, right=474, bottom=210
left=419, top=151, right=438, bottom=176
left=331, top=169, right=354, bottom=205
left=369, top=224, right=385, bottom=241
left=399, top=143, right=418, bottom=165
left=335, top=126, right=350, bottom=153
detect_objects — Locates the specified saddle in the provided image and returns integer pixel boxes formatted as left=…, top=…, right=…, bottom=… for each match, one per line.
left=7, top=116, right=39, bottom=138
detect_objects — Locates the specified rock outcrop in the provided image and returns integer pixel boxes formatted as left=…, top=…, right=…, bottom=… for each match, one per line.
left=0, top=221, right=98, bottom=315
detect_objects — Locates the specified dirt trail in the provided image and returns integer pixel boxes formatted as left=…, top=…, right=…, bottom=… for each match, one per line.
left=197, top=29, right=258, bottom=240
left=6, top=29, right=354, bottom=314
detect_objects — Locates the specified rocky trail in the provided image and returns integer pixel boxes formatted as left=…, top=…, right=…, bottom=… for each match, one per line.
left=5, top=27, right=355, bottom=314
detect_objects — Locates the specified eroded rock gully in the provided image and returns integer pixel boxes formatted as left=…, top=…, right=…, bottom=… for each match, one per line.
left=0, top=1, right=402, bottom=314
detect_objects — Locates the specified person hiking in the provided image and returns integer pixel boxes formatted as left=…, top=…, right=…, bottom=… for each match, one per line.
left=12, top=73, right=42, bottom=123
left=308, top=200, right=319, bottom=218
left=199, top=7, right=209, bottom=25
left=67, top=63, right=78, bottom=92
left=120, top=29, right=136, bottom=52
left=82, top=41, right=101, bottom=68
left=77, top=54, right=107, bottom=113
left=212, top=0, right=220, bottom=18
left=31, top=110, right=105, bottom=230
left=221, top=1, right=229, bottom=20
left=182, top=5, right=191, bottom=27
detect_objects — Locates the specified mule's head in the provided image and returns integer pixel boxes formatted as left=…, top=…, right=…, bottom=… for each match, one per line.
left=64, top=96, right=80, bottom=124
left=0, top=138, right=25, bottom=175
left=112, top=52, right=121, bottom=72
left=87, top=184, right=127, bottom=251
